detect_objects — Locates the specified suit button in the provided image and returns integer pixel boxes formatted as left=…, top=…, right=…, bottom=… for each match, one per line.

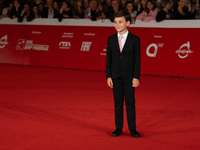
left=120, top=56, right=122, bottom=59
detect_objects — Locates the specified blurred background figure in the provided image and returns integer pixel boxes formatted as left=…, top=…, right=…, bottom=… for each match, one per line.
left=83, top=0, right=89, bottom=10
left=72, top=0, right=85, bottom=18
left=42, top=0, right=58, bottom=18
left=53, top=0, right=59, bottom=12
left=32, top=3, right=41, bottom=18
left=109, top=0, right=120, bottom=22
left=97, top=2, right=107, bottom=20
left=156, top=0, right=173, bottom=22
left=58, top=1, right=72, bottom=22
left=173, top=0, right=194, bottom=19
left=137, top=0, right=147, bottom=15
left=38, top=2, right=45, bottom=16
left=136, top=0, right=158, bottom=22
left=0, top=1, right=12, bottom=19
left=9, top=0, right=23, bottom=19
left=18, top=3, right=35, bottom=22
left=120, top=0, right=128, bottom=9
left=84, top=0, right=99, bottom=21
left=126, top=1, right=137, bottom=23
left=185, top=0, right=199, bottom=18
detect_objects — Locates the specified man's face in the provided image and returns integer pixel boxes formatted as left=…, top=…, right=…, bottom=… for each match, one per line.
left=114, top=17, right=130, bottom=34
left=126, top=3, right=133, bottom=12
left=53, top=2, right=58, bottom=9
left=46, top=0, right=53, bottom=8
left=178, top=0, right=186, bottom=8
left=14, top=0, right=20, bottom=7
left=90, top=0, right=98, bottom=9
left=33, top=6, right=38, bottom=13
left=24, top=4, right=29, bottom=11
left=166, top=3, right=171, bottom=10
left=112, top=0, right=119, bottom=9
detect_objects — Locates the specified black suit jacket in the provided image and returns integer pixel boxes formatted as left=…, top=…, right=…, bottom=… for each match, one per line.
left=106, top=32, right=140, bottom=80
left=42, top=7, right=58, bottom=18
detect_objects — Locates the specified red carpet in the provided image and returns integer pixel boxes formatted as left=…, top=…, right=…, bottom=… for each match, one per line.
left=0, top=64, right=200, bottom=150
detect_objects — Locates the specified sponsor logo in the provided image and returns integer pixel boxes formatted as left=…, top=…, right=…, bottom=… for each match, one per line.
left=84, top=33, right=96, bottom=36
left=62, top=33, right=74, bottom=38
left=154, top=35, right=162, bottom=38
left=16, top=39, right=49, bottom=51
left=16, top=39, right=26, bottom=50
left=59, top=41, right=71, bottom=49
left=146, top=43, right=164, bottom=57
left=80, top=42, right=92, bottom=52
left=0, top=35, right=9, bottom=48
left=176, top=41, right=193, bottom=59
left=32, top=31, right=41, bottom=34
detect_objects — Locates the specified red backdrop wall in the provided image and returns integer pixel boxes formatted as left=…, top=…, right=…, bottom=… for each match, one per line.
left=0, top=20, right=200, bottom=78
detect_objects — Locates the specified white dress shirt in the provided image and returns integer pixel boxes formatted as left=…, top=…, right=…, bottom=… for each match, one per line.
left=117, top=30, right=138, bottom=80
left=117, top=30, right=129, bottom=50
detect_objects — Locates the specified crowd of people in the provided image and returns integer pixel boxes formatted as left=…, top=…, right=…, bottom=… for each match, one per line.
left=0, top=0, right=200, bottom=23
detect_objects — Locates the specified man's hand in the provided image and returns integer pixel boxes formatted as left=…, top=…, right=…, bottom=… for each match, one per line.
left=107, top=77, right=113, bottom=88
left=21, top=9, right=26, bottom=17
left=132, top=79, right=139, bottom=87
left=166, top=14, right=171, bottom=19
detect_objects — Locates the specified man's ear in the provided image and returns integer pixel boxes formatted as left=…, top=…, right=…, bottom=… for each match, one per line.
left=126, top=21, right=131, bottom=26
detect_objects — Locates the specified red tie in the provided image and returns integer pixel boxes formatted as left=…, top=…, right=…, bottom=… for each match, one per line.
left=119, top=36, right=124, bottom=52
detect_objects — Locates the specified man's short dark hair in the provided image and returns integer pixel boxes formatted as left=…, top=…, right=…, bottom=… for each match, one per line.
left=113, top=10, right=131, bottom=23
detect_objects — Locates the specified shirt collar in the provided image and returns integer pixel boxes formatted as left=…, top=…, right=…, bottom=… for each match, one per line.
left=117, top=30, right=129, bottom=38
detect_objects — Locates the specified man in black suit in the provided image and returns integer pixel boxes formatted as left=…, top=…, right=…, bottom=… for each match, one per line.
left=106, top=9, right=141, bottom=138
left=109, top=0, right=120, bottom=22
left=42, top=0, right=58, bottom=18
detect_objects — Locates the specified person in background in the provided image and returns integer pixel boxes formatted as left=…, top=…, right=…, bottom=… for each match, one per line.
left=18, top=3, right=35, bottom=22
left=38, top=2, right=45, bottom=16
left=84, top=0, right=99, bottom=21
left=120, top=0, right=128, bottom=9
left=136, top=0, right=158, bottom=22
left=185, top=0, right=199, bottom=18
left=72, top=0, right=85, bottom=18
left=156, top=0, right=162, bottom=8
left=42, top=0, right=58, bottom=18
left=137, top=0, right=147, bottom=15
left=156, top=0, right=173, bottom=22
left=109, top=0, right=120, bottom=22
left=58, top=1, right=72, bottom=22
left=32, top=3, right=41, bottom=18
left=100, top=0, right=111, bottom=18
left=0, top=1, right=12, bottom=19
left=83, top=0, right=89, bottom=10
left=53, top=0, right=59, bottom=12
left=192, top=0, right=200, bottom=18
left=173, top=0, right=194, bottom=19
left=126, top=1, right=137, bottom=23
left=133, top=0, right=140, bottom=9
left=97, top=2, right=107, bottom=20
left=9, top=0, right=23, bottom=19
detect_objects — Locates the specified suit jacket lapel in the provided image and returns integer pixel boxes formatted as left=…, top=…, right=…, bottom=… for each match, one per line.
left=113, top=33, right=121, bottom=54
left=122, top=32, right=131, bottom=54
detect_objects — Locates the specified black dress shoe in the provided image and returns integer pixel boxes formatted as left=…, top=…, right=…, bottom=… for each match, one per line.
left=130, top=130, right=140, bottom=138
left=111, top=129, right=122, bottom=136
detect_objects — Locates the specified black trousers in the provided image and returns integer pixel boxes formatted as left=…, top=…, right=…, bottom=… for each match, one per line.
left=113, top=77, right=136, bottom=131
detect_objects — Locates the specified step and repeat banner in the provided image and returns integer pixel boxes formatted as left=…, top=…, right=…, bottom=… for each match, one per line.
left=0, top=19, right=200, bottom=78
